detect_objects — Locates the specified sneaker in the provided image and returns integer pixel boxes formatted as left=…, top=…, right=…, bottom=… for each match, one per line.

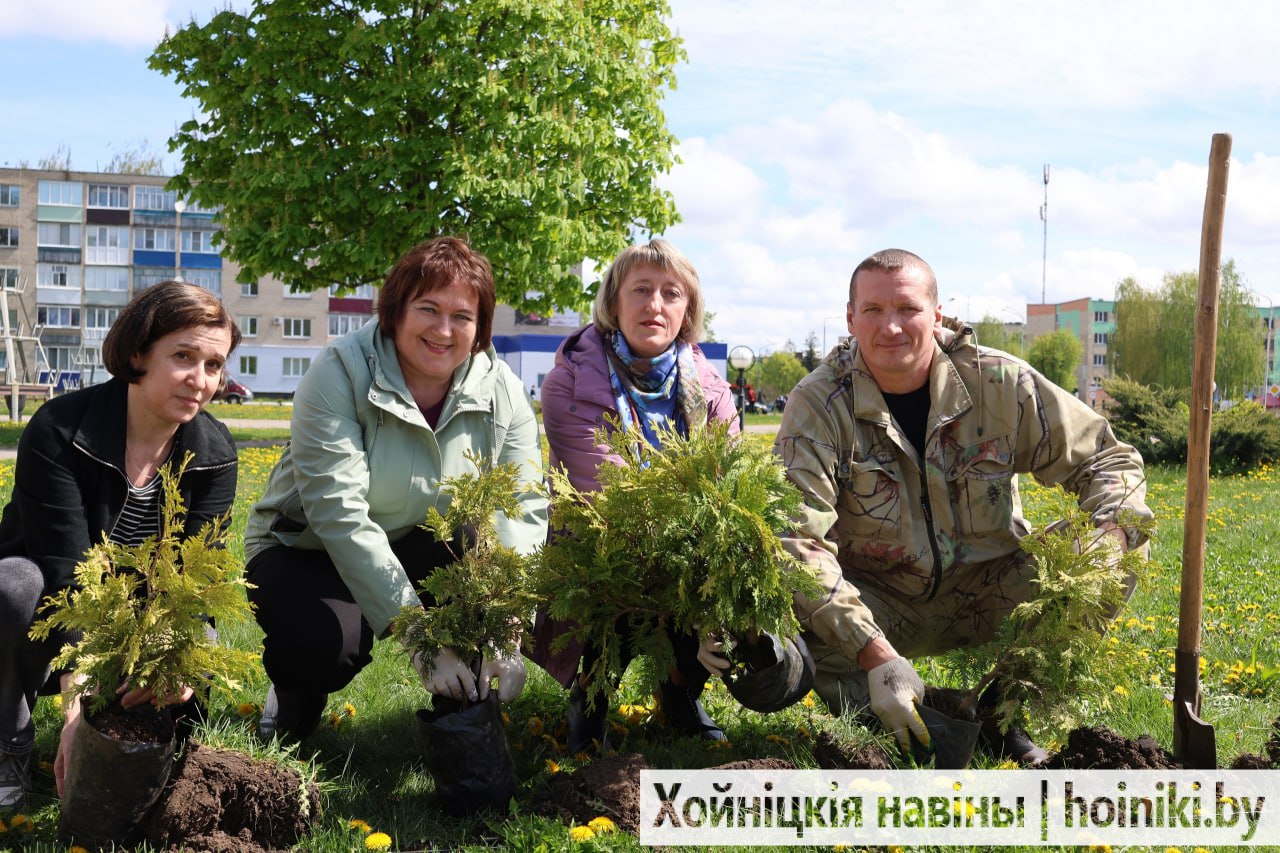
left=258, top=684, right=280, bottom=740
left=0, top=751, right=30, bottom=810
left=979, top=717, right=1050, bottom=766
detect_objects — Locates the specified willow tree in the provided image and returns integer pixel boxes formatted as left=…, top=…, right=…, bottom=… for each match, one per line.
left=1111, top=261, right=1264, bottom=395
left=150, top=0, right=683, bottom=311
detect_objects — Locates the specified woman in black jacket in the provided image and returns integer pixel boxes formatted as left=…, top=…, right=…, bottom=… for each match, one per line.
left=0, top=281, right=240, bottom=810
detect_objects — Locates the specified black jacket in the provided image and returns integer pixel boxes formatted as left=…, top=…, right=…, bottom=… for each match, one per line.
left=0, top=378, right=238, bottom=594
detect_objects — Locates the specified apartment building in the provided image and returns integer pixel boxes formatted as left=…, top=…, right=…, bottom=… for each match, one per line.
left=0, top=166, right=364, bottom=395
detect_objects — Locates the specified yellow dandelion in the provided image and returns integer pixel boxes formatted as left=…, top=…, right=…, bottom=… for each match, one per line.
left=53, top=694, right=63, bottom=709
left=527, top=716, right=545, bottom=735
left=69, top=846, right=90, bottom=853
left=588, top=816, right=618, bottom=834
left=365, top=831, right=393, bottom=850
left=546, top=759, right=561, bottom=774
left=343, top=702, right=357, bottom=718
left=348, top=818, right=372, bottom=833
left=329, top=712, right=343, bottom=728
left=1112, top=685, right=1129, bottom=697
left=569, top=825, right=596, bottom=842
left=1164, top=848, right=1182, bottom=853
left=801, top=693, right=817, bottom=709
left=1086, top=845, right=1113, bottom=853
left=889, top=846, right=905, bottom=853
left=1195, top=848, right=1212, bottom=853
left=237, top=702, right=258, bottom=717
left=996, top=759, right=1020, bottom=770
left=832, top=846, right=849, bottom=852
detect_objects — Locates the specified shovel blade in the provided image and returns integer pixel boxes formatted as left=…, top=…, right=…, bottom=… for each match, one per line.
left=913, top=704, right=982, bottom=769
left=1173, top=699, right=1217, bottom=769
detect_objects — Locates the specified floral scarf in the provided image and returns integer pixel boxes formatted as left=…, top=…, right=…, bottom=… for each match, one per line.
left=603, top=330, right=708, bottom=449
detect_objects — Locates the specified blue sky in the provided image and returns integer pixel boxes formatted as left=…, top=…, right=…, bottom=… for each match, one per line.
left=3, top=0, right=1279, bottom=353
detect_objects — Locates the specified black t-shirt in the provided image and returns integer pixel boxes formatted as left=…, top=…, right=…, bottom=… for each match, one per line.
left=882, top=381, right=931, bottom=460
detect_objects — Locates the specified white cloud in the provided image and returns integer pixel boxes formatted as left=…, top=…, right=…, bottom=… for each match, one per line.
left=0, top=0, right=179, bottom=47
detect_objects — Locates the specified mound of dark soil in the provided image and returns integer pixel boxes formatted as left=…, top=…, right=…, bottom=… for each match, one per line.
left=1267, top=715, right=1280, bottom=766
left=531, top=753, right=650, bottom=834
left=1230, top=753, right=1272, bottom=769
left=1042, top=726, right=1179, bottom=770
left=145, top=743, right=317, bottom=853
left=812, top=731, right=894, bottom=770
left=711, top=758, right=796, bottom=771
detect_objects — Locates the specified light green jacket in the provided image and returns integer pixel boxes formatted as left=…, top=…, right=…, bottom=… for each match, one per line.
left=775, top=320, right=1152, bottom=664
left=245, top=321, right=549, bottom=635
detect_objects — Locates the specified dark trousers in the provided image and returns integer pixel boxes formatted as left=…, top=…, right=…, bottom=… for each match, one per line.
left=246, top=526, right=459, bottom=696
left=578, top=618, right=708, bottom=710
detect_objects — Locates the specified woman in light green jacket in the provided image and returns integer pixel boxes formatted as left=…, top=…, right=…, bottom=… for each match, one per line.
left=244, top=237, right=548, bottom=741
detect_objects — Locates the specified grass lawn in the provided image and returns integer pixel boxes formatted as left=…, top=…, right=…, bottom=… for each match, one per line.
left=1, top=452, right=1277, bottom=852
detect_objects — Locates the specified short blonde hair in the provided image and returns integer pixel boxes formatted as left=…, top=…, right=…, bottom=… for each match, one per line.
left=592, top=239, right=705, bottom=344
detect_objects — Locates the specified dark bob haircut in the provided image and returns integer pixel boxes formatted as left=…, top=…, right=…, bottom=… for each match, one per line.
left=103, top=280, right=242, bottom=382
left=376, top=236, right=496, bottom=353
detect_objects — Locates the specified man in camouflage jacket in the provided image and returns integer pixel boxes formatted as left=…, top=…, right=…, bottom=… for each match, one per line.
left=775, top=249, right=1151, bottom=764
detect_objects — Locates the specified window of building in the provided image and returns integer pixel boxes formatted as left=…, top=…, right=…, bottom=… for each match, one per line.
left=43, top=346, right=77, bottom=372
left=37, top=222, right=81, bottom=248
left=328, top=314, right=371, bottom=337
left=86, top=225, right=130, bottom=265
left=1093, top=354, right=1106, bottom=367
left=0, top=185, right=18, bottom=206
left=181, top=230, right=218, bottom=253
left=134, top=227, right=176, bottom=251
left=37, top=263, right=82, bottom=288
left=179, top=198, right=220, bottom=215
left=0, top=228, right=16, bottom=247
left=283, top=318, right=311, bottom=338
left=37, top=181, right=82, bottom=206
left=133, top=267, right=175, bottom=290
left=37, top=305, right=81, bottom=328
left=0, top=268, right=17, bottom=289
left=84, top=306, right=119, bottom=332
left=134, top=185, right=176, bottom=211
left=85, top=266, right=130, bottom=291
left=87, top=184, right=130, bottom=208
left=241, top=281, right=258, bottom=297
left=239, top=316, right=259, bottom=337
left=1093, top=311, right=1109, bottom=323
left=182, top=268, right=221, bottom=295
left=239, top=355, right=258, bottom=376
left=1093, top=332, right=1108, bottom=346
left=284, top=284, right=311, bottom=299
left=282, top=357, right=311, bottom=378
left=329, top=283, right=376, bottom=299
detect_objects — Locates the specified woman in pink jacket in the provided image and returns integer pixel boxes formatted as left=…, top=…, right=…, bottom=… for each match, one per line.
left=535, top=240, right=738, bottom=754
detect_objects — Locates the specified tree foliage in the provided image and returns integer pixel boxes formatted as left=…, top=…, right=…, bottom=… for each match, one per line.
left=104, top=140, right=167, bottom=176
left=959, top=485, right=1154, bottom=735
left=749, top=351, right=807, bottom=401
left=38, top=143, right=72, bottom=171
left=393, top=453, right=535, bottom=664
left=1027, top=328, right=1084, bottom=392
left=149, top=0, right=684, bottom=312
left=1112, top=260, right=1265, bottom=396
left=29, top=455, right=257, bottom=714
left=800, top=332, right=822, bottom=371
left=532, top=420, right=821, bottom=703
left=973, top=314, right=1024, bottom=358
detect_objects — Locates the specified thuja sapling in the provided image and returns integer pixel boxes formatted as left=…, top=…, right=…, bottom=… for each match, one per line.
left=956, top=482, right=1156, bottom=735
left=532, top=418, right=821, bottom=705
left=30, top=453, right=258, bottom=714
left=392, top=452, right=537, bottom=675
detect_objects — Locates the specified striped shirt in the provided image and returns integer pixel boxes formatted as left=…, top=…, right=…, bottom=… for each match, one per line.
left=109, top=475, right=163, bottom=547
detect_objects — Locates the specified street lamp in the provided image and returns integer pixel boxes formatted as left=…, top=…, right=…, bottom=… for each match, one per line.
left=728, top=345, right=755, bottom=432
left=173, top=198, right=186, bottom=283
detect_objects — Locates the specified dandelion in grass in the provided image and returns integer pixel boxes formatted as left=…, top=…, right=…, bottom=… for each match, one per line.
left=569, top=825, right=595, bottom=842
left=1164, top=848, right=1182, bottom=853
left=527, top=716, right=544, bottom=735
left=329, top=712, right=343, bottom=728
left=9, top=814, right=33, bottom=832
left=348, top=818, right=372, bottom=833
left=546, top=759, right=561, bottom=774
left=1112, top=685, right=1129, bottom=697
left=69, top=846, right=90, bottom=853
left=588, top=816, right=617, bottom=834
left=365, top=831, right=393, bottom=850
left=53, top=694, right=63, bottom=709
left=996, top=759, right=1020, bottom=770
left=237, top=702, right=257, bottom=717
left=801, top=693, right=817, bottom=709
left=343, top=702, right=357, bottom=718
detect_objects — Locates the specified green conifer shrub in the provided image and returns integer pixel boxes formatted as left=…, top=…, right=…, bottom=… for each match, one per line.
left=29, top=454, right=258, bottom=714
left=531, top=419, right=821, bottom=702
left=392, top=453, right=535, bottom=664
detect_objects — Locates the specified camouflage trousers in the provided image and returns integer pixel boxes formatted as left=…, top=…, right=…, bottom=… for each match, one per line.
left=805, top=533, right=1142, bottom=716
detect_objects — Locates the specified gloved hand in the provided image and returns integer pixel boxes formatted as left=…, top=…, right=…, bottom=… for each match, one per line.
left=478, top=648, right=527, bottom=702
left=413, top=647, right=478, bottom=702
left=866, top=656, right=930, bottom=753
left=697, top=631, right=732, bottom=676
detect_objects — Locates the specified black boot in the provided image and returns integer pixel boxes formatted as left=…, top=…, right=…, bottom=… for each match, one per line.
left=567, top=682, right=610, bottom=756
left=976, top=684, right=1048, bottom=766
left=658, top=681, right=726, bottom=742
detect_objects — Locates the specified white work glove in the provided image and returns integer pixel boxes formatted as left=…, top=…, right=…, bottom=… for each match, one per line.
left=697, top=632, right=732, bottom=676
left=866, top=657, right=930, bottom=753
left=478, top=648, right=527, bottom=702
left=413, top=647, right=479, bottom=702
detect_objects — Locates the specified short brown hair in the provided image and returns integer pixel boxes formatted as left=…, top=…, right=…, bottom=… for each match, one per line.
left=592, top=239, right=705, bottom=343
left=377, top=236, right=496, bottom=353
left=104, top=280, right=241, bottom=382
left=849, top=248, right=938, bottom=305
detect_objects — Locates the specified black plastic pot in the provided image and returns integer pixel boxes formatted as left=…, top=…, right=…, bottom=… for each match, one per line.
left=58, top=704, right=176, bottom=848
left=417, top=693, right=516, bottom=816
left=725, top=632, right=815, bottom=713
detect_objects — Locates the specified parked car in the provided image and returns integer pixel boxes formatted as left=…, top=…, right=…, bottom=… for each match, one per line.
left=216, top=377, right=254, bottom=404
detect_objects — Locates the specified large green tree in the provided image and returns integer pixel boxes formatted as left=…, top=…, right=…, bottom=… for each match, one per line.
left=750, top=350, right=808, bottom=401
left=1028, top=328, right=1084, bottom=392
left=1111, top=260, right=1264, bottom=396
left=973, top=314, right=1025, bottom=358
left=150, top=0, right=684, bottom=312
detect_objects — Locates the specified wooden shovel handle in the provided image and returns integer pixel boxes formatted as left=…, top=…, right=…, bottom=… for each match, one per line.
left=1178, top=133, right=1231, bottom=656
